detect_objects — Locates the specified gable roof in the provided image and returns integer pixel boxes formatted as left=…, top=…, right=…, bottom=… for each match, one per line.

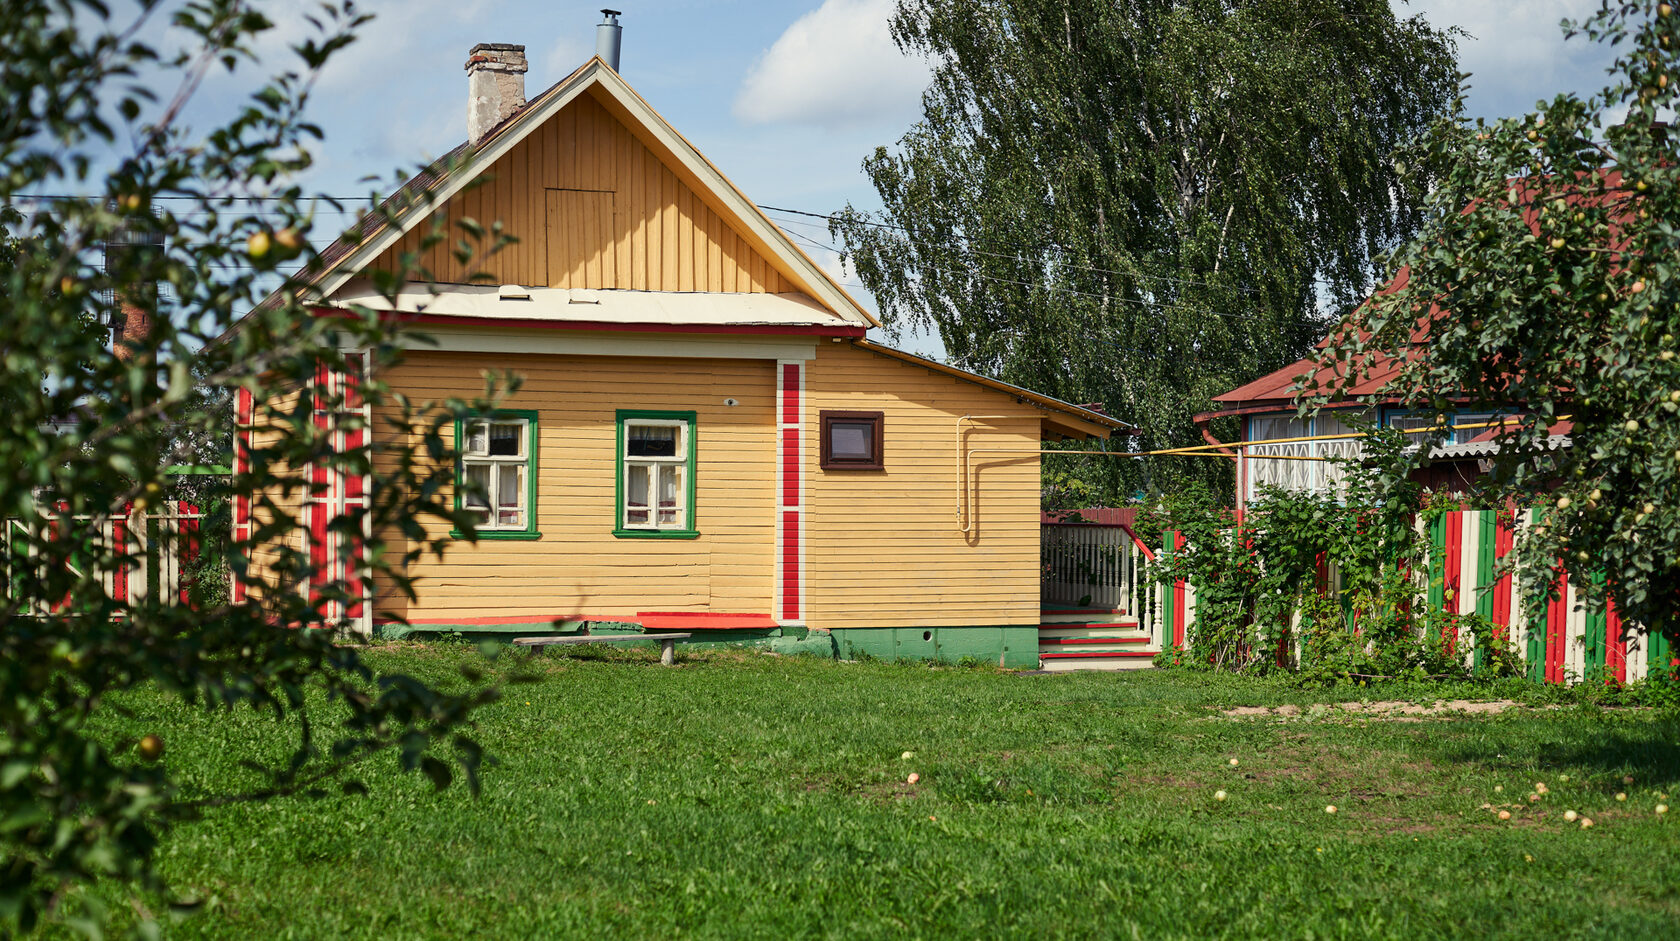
left=293, top=57, right=878, bottom=329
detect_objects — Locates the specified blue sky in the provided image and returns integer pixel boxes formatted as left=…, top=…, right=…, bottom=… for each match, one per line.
left=151, top=0, right=1622, bottom=342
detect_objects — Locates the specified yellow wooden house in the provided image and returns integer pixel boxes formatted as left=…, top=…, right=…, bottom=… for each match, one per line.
left=242, top=49, right=1125, bottom=667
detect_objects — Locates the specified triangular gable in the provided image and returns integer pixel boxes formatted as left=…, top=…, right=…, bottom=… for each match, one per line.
left=314, top=58, right=876, bottom=328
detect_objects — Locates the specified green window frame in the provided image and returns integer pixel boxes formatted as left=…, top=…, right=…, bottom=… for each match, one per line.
left=452, top=409, right=542, bottom=540
left=614, top=409, right=698, bottom=539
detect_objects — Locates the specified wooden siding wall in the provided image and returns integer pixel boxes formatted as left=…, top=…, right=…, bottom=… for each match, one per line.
left=372, top=350, right=776, bottom=623
left=802, top=343, right=1044, bottom=631
left=370, top=93, right=793, bottom=293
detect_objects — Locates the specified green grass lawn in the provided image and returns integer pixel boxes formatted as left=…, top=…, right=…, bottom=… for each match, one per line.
left=90, top=646, right=1680, bottom=939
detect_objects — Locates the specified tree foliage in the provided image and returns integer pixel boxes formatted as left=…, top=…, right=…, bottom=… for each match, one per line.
left=0, top=0, right=513, bottom=929
left=1313, top=1, right=1680, bottom=646
left=834, top=0, right=1460, bottom=499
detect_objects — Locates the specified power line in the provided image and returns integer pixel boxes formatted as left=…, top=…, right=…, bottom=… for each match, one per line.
left=761, top=204, right=1267, bottom=295
left=780, top=228, right=1257, bottom=322
left=17, top=193, right=1324, bottom=295
left=12, top=193, right=372, bottom=202
left=12, top=193, right=1315, bottom=315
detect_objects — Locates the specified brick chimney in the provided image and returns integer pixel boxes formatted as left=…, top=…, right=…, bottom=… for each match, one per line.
left=465, top=43, right=528, bottom=145
left=103, top=225, right=163, bottom=373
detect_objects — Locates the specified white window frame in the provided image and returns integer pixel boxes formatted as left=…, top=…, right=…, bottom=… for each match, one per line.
left=459, top=415, right=534, bottom=534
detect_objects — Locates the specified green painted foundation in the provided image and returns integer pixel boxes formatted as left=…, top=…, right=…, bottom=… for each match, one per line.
left=376, top=620, right=836, bottom=659
left=828, top=625, right=1039, bottom=670
left=377, top=621, right=1034, bottom=668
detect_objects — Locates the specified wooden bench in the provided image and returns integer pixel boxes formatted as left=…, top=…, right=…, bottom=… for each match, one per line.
left=511, top=632, right=693, bottom=666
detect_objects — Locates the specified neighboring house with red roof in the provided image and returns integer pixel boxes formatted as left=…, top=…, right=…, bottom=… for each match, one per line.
left=1195, top=262, right=1572, bottom=501
left=237, top=45, right=1127, bottom=667
left=1196, top=165, right=1646, bottom=503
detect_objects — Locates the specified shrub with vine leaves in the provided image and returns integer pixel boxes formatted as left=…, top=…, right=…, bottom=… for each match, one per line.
left=1144, top=425, right=1526, bottom=683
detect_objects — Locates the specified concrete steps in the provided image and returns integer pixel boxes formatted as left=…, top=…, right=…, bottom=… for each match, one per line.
left=1037, top=650, right=1158, bottom=672
left=1036, top=608, right=1158, bottom=672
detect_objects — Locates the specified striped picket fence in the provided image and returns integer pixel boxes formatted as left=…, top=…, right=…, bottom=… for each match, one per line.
left=2, top=502, right=203, bottom=612
left=1154, top=507, right=1675, bottom=685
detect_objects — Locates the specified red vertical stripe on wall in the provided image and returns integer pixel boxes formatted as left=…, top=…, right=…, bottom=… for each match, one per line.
left=232, top=388, right=252, bottom=605
left=308, top=502, right=328, bottom=605
left=781, top=509, right=800, bottom=621
left=775, top=360, right=802, bottom=625
left=343, top=353, right=363, bottom=409
left=344, top=424, right=366, bottom=500
left=345, top=531, right=365, bottom=620
left=781, top=428, right=800, bottom=508
left=781, top=363, right=801, bottom=425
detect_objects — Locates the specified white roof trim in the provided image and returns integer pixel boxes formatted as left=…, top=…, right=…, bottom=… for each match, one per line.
left=328, top=278, right=848, bottom=328
left=313, top=58, right=876, bottom=328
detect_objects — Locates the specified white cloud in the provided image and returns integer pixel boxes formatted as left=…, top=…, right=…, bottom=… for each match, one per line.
left=733, top=0, right=930, bottom=129
left=543, top=35, right=594, bottom=84
left=1396, top=0, right=1616, bottom=117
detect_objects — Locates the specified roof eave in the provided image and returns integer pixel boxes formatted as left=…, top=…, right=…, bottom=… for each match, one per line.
left=852, top=339, right=1131, bottom=436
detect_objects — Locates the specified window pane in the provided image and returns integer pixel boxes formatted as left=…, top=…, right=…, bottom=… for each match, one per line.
left=497, top=464, right=522, bottom=507
left=465, top=422, right=489, bottom=456
left=463, top=463, right=491, bottom=509
left=657, top=465, right=680, bottom=525
left=496, top=508, right=522, bottom=527
left=830, top=421, right=874, bottom=460
left=1455, top=413, right=1494, bottom=445
left=1250, top=415, right=1306, bottom=442
left=626, top=463, right=650, bottom=524
left=1388, top=412, right=1437, bottom=432
left=628, top=424, right=678, bottom=458
left=488, top=422, right=522, bottom=456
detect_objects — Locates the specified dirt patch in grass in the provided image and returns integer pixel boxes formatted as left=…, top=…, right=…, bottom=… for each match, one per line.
left=1222, top=699, right=1528, bottom=721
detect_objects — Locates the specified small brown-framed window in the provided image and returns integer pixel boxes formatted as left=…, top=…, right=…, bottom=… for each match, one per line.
left=820, top=410, right=884, bottom=470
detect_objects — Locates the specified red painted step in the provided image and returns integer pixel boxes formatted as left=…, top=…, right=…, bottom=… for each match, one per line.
left=1039, top=650, right=1156, bottom=660
left=1041, top=608, right=1128, bottom=617
left=1038, top=621, right=1139, bottom=631
left=1039, top=635, right=1150, bottom=646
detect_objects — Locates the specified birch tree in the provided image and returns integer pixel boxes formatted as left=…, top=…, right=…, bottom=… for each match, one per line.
left=834, top=0, right=1459, bottom=496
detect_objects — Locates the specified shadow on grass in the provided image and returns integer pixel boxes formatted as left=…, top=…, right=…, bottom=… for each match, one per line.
left=1434, top=714, right=1680, bottom=787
